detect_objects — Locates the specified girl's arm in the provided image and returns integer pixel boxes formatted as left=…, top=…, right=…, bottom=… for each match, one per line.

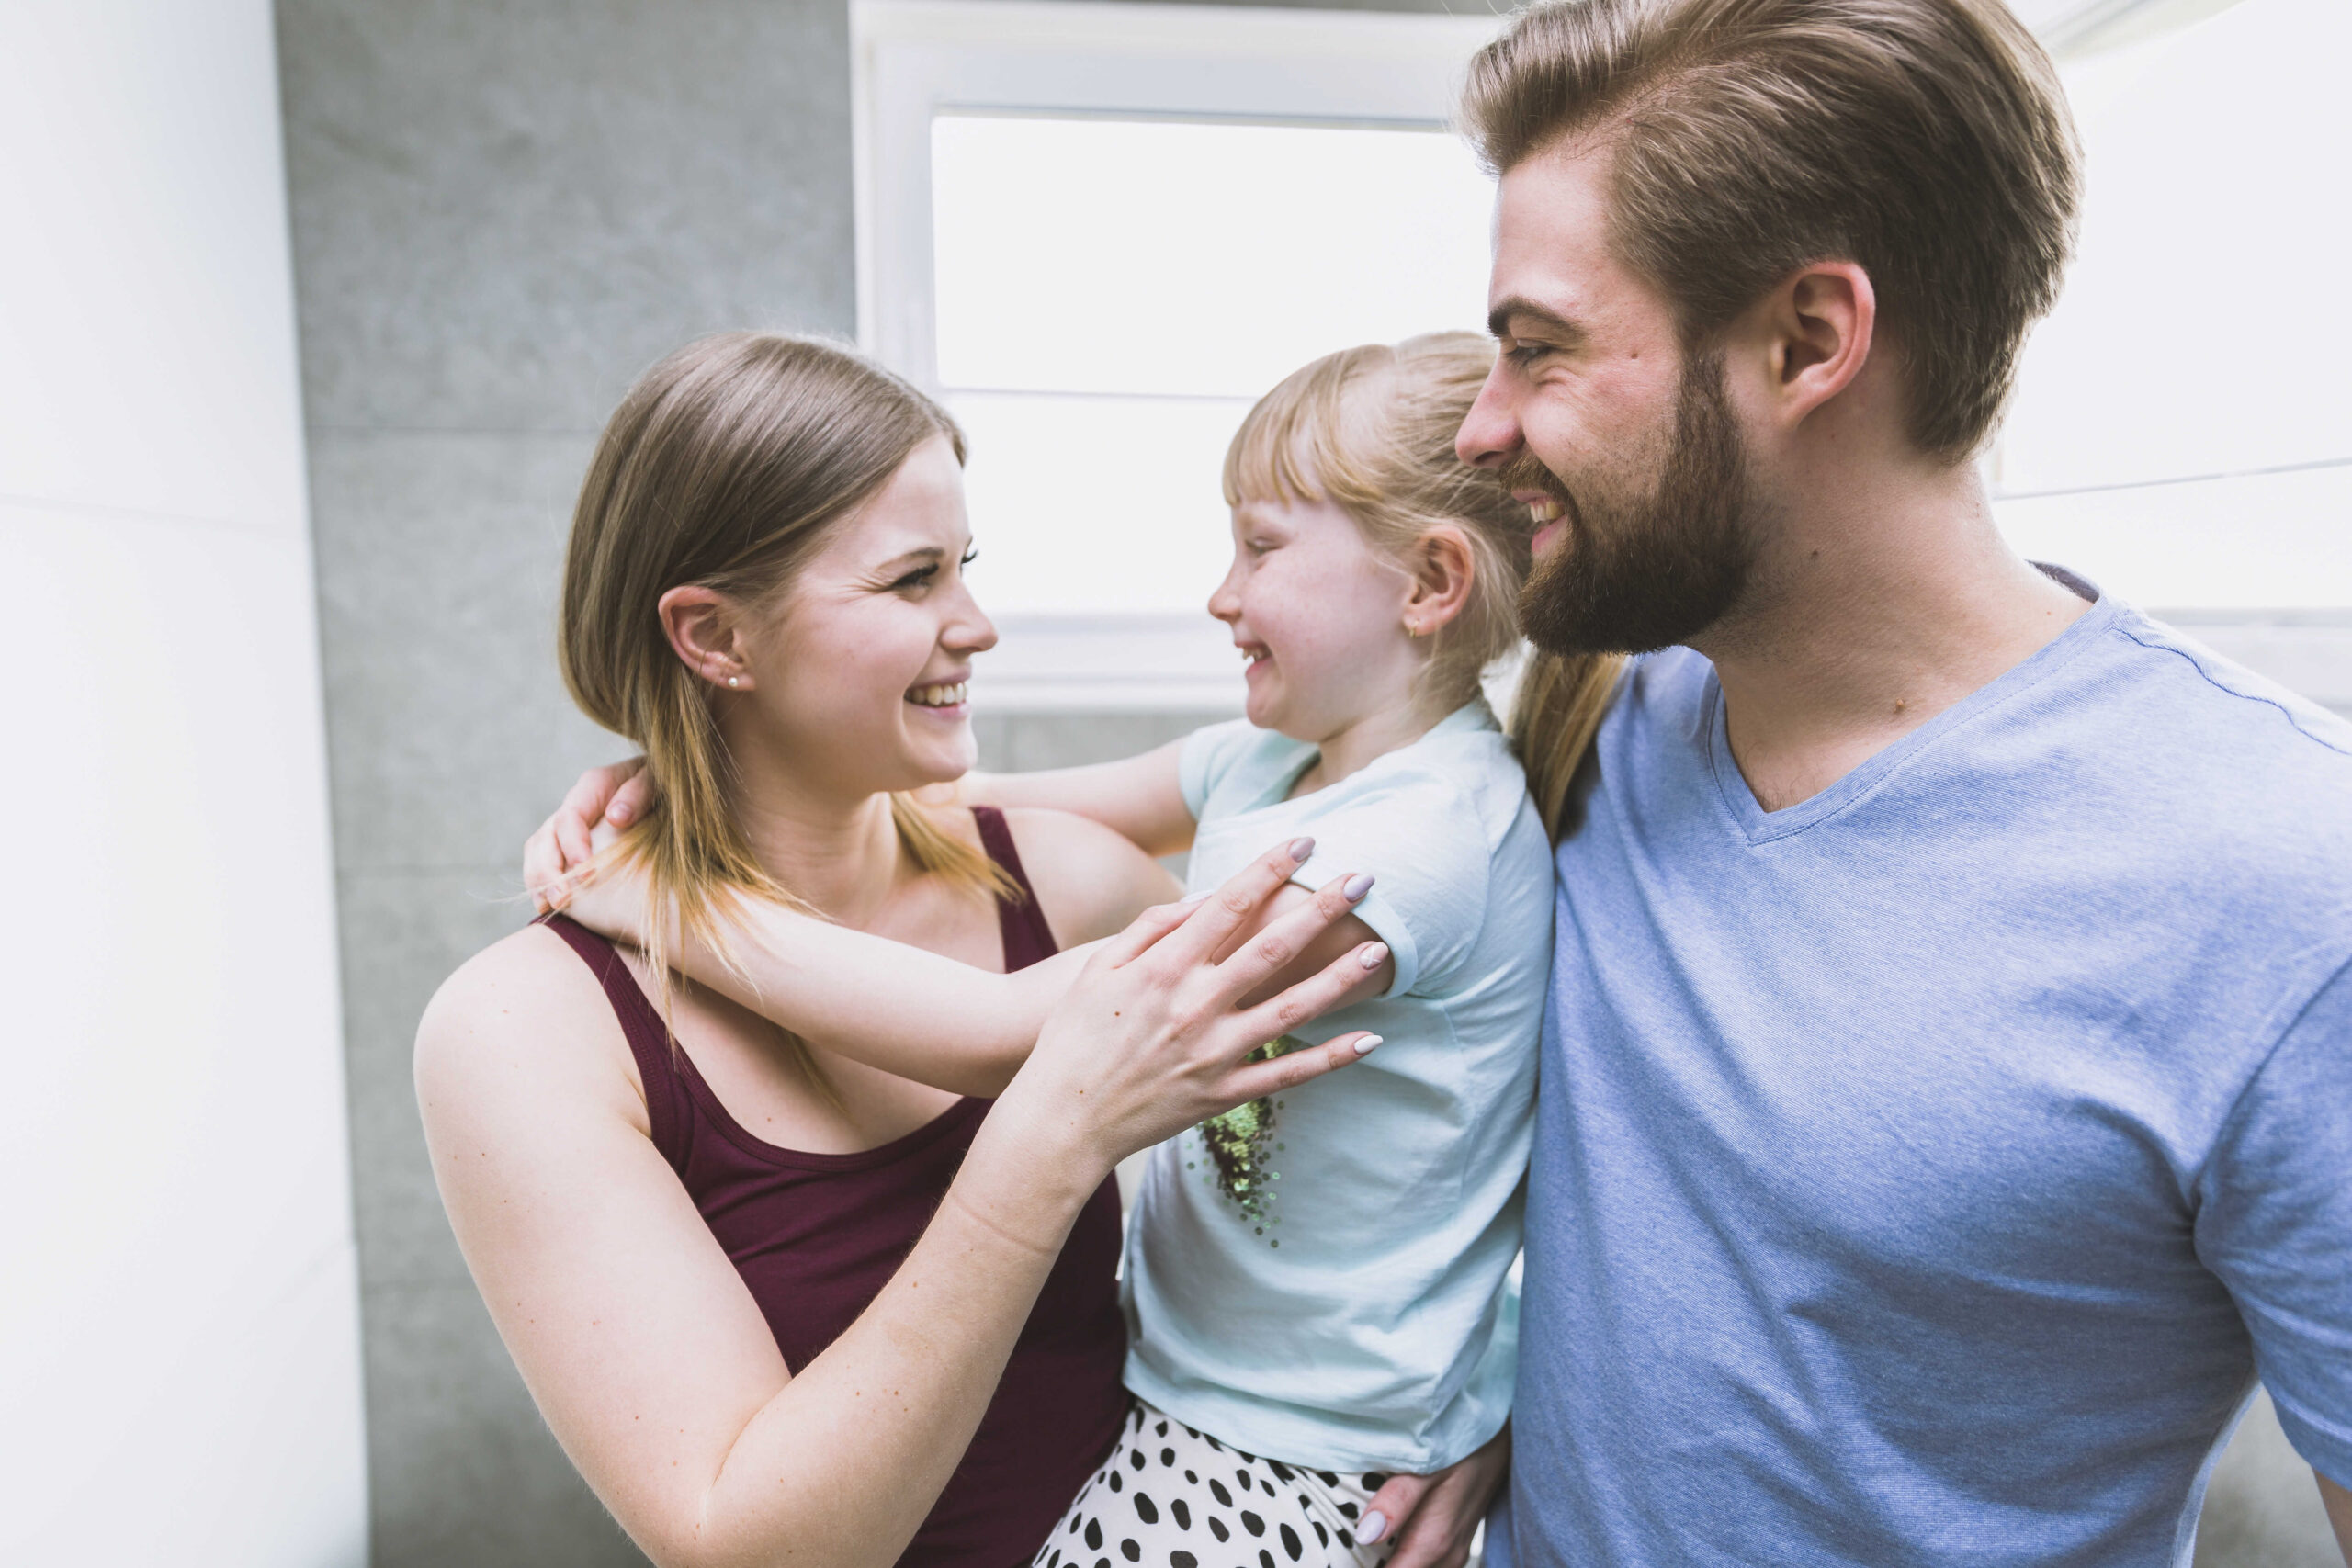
left=526, top=741, right=1194, bottom=901
left=560, top=863, right=1089, bottom=1099
left=956, top=740, right=1194, bottom=857
left=559, top=822, right=1385, bottom=1100
left=419, top=846, right=1385, bottom=1568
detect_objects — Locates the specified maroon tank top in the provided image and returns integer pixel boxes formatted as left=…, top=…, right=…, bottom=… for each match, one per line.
left=543, top=807, right=1125, bottom=1567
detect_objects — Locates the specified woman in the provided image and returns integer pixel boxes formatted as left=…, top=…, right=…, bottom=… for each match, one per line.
left=415, top=332, right=1380, bottom=1568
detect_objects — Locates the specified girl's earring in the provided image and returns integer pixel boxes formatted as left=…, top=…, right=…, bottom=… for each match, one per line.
left=726, top=674, right=741, bottom=688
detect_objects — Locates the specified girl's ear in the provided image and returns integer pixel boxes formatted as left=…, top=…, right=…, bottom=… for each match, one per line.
left=658, top=584, right=753, bottom=691
left=1401, top=524, right=1476, bottom=638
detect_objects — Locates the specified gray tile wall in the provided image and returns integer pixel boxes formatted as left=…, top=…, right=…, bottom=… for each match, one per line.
left=274, top=3, right=2351, bottom=1564
left=277, top=2, right=859, bottom=1561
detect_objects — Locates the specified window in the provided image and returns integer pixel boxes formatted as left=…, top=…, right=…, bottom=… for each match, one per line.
left=855, top=0, right=1504, bottom=708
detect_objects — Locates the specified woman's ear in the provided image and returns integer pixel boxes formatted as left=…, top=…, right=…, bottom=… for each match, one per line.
left=1402, top=525, right=1476, bottom=638
left=658, top=585, right=752, bottom=692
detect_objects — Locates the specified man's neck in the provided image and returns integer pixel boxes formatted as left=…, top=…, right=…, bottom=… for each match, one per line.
left=1693, top=459, right=2091, bottom=814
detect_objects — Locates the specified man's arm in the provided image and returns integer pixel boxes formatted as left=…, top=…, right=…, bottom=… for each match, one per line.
left=2318, top=1472, right=2351, bottom=1565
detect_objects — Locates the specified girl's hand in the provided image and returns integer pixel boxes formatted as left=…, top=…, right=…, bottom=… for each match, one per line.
left=525, top=757, right=649, bottom=913
left=1359, top=1423, right=1511, bottom=1568
left=554, top=852, right=652, bottom=951
left=990, top=837, right=1388, bottom=1176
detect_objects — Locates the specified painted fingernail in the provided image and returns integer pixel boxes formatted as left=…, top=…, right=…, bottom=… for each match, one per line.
left=1358, top=942, right=1388, bottom=970
left=1353, top=1034, right=1384, bottom=1055
left=1356, top=1510, right=1388, bottom=1544
left=1287, top=837, right=1316, bottom=863
left=1343, top=873, right=1374, bottom=901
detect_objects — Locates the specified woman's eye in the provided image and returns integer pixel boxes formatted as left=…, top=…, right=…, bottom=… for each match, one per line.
left=890, top=565, right=939, bottom=592
left=959, top=547, right=978, bottom=568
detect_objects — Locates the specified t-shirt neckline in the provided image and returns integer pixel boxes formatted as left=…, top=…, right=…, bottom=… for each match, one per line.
left=1702, top=567, right=2118, bottom=846
left=1259, top=696, right=1499, bottom=813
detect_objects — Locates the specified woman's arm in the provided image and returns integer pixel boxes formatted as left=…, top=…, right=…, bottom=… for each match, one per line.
left=422, top=842, right=1386, bottom=1568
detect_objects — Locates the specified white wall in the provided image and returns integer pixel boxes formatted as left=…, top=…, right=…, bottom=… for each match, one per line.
left=0, top=4, right=368, bottom=1564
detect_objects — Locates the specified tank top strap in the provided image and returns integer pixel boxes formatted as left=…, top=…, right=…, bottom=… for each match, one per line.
left=537, top=913, right=691, bottom=1170
left=970, top=805, right=1060, bottom=969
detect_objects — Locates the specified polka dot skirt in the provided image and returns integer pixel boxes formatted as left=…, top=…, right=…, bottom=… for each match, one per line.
left=1035, top=1400, right=1393, bottom=1568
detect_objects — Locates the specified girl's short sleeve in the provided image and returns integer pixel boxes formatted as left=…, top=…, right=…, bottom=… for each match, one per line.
left=1180, top=718, right=1303, bottom=821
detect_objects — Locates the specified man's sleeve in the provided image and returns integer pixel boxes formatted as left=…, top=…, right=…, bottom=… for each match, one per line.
left=2197, top=953, right=2352, bottom=1486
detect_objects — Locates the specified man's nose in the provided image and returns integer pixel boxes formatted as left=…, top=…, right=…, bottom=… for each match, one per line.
left=1457, top=369, right=1522, bottom=469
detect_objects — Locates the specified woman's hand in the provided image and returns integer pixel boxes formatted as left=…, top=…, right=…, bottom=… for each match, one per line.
left=1360, top=1423, right=1511, bottom=1568
left=988, top=836, right=1387, bottom=1180
left=525, top=757, right=649, bottom=913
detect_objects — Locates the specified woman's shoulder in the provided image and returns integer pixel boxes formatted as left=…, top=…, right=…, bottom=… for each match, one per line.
left=998, top=806, right=1182, bottom=946
left=415, top=923, right=647, bottom=1133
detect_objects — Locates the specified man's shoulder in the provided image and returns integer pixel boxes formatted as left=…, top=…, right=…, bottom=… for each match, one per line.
left=2086, top=609, right=2352, bottom=838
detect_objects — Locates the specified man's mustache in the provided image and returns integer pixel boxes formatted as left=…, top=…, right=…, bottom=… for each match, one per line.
left=1497, top=450, right=1577, bottom=525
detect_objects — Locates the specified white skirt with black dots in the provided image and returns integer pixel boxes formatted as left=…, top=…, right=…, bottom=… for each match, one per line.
left=1035, top=1399, right=1392, bottom=1568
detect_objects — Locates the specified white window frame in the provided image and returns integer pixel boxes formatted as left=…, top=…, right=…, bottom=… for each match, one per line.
left=851, top=0, right=1507, bottom=711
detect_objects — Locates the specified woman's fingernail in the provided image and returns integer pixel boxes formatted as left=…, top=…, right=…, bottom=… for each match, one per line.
left=1353, top=1034, right=1384, bottom=1055
left=609, top=803, right=631, bottom=824
left=1343, top=873, right=1374, bottom=901
left=1287, top=837, right=1316, bottom=863
left=1356, top=1509, right=1388, bottom=1544
left=1358, top=942, right=1388, bottom=970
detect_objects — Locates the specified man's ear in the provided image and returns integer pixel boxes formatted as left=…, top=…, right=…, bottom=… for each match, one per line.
left=657, top=584, right=752, bottom=691
left=1747, top=260, right=1877, bottom=431
left=1403, top=525, right=1477, bottom=637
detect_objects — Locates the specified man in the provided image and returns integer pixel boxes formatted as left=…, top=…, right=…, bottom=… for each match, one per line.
left=1453, top=1, right=2352, bottom=1563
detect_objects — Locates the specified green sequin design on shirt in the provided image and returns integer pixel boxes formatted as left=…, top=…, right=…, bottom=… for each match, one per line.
left=1191, top=1034, right=1308, bottom=1242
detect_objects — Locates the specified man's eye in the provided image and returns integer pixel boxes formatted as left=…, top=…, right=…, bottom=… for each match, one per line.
left=1506, top=342, right=1553, bottom=367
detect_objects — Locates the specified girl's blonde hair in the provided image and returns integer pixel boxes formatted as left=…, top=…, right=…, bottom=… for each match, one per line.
left=1222, top=332, right=1623, bottom=839
left=560, top=332, right=1013, bottom=1046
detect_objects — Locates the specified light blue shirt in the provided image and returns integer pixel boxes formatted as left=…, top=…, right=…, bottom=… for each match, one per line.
left=1120, top=699, right=1551, bottom=1472
left=1496, top=581, right=2352, bottom=1567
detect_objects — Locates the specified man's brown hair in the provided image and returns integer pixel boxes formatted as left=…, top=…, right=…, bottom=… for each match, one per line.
left=1462, top=0, right=2080, bottom=460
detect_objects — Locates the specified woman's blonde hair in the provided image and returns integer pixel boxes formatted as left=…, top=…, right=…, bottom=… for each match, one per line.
left=1222, top=332, right=1623, bottom=838
left=560, top=331, right=1013, bottom=1044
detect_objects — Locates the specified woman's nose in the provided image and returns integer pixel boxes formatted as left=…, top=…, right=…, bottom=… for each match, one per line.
left=944, top=582, right=998, bottom=655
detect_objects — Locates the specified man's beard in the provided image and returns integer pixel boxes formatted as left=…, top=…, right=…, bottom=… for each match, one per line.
left=1510, top=349, right=1759, bottom=657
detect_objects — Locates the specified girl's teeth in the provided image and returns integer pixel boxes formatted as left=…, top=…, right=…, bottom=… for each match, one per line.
left=1529, top=496, right=1564, bottom=524
left=910, top=682, right=967, bottom=707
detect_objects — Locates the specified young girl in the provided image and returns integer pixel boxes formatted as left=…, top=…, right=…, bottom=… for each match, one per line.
left=537, top=332, right=1621, bottom=1564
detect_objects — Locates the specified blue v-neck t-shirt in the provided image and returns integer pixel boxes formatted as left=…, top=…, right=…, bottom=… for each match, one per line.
left=1497, top=581, right=2352, bottom=1567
